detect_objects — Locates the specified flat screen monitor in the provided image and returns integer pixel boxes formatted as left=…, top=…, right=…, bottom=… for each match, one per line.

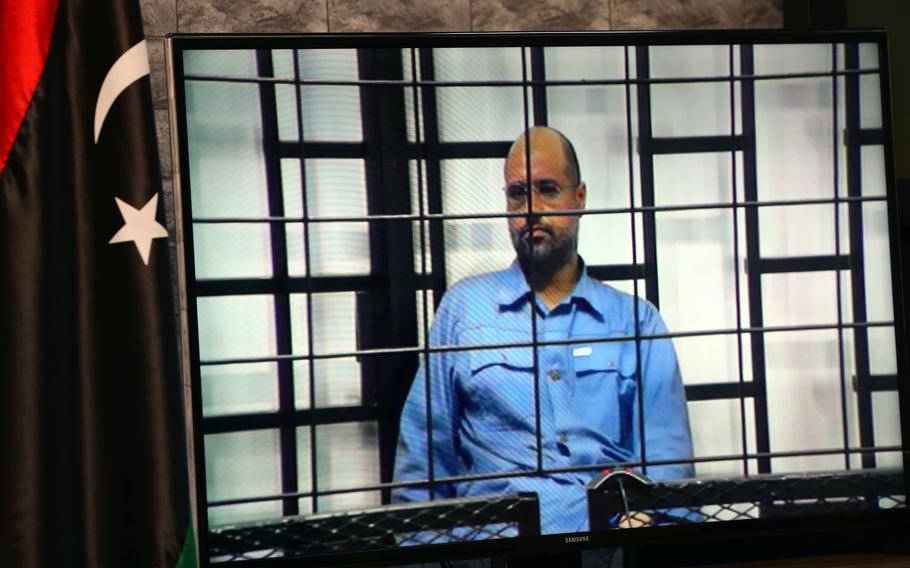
left=168, top=30, right=909, bottom=566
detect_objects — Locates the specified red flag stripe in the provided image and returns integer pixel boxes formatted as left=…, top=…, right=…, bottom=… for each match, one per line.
left=0, top=0, right=59, bottom=175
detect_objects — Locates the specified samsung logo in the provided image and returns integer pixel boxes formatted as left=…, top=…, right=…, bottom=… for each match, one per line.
left=564, top=535, right=589, bottom=543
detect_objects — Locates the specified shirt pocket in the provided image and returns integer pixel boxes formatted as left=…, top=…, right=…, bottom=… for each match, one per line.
left=572, top=341, right=638, bottom=449
left=462, top=348, right=536, bottom=432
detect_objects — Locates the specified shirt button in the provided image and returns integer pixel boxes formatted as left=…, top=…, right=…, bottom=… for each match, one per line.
left=549, top=370, right=560, bottom=382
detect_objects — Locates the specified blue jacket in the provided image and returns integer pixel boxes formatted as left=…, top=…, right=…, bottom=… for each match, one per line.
left=393, top=260, right=694, bottom=535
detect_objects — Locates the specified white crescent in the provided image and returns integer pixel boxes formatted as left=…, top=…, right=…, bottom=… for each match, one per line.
left=93, top=40, right=150, bottom=143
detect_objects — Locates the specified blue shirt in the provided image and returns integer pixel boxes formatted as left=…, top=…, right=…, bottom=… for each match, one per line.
left=393, top=260, right=694, bottom=535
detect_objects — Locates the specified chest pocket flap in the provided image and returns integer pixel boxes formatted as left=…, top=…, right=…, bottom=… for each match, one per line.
left=572, top=341, right=637, bottom=378
left=467, top=347, right=533, bottom=375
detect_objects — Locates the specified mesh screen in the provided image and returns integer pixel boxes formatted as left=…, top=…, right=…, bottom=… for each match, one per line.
left=208, top=493, right=540, bottom=562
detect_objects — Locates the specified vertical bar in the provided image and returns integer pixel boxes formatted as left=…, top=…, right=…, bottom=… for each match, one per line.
left=729, top=44, right=750, bottom=477
left=634, top=46, right=660, bottom=309
left=830, top=43, right=852, bottom=470
left=844, top=42, right=875, bottom=468
left=520, top=46, right=544, bottom=474
left=627, top=47, right=647, bottom=474
left=289, top=48, right=320, bottom=513
left=412, top=48, right=437, bottom=500
left=356, top=48, right=419, bottom=502
left=516, top=493, right=542, bottom=536
left=530, top=46, right=549, bottom=127
left=417, top=49, right=448, bottom=308
left=256, top=49, right=299, bottom=516
left=739, top=44, right=772, bottom=474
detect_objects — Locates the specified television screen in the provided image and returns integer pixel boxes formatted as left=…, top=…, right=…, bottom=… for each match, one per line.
left=168, top=30, right=908, bottom=566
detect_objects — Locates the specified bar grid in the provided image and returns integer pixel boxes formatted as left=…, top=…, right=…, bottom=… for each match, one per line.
left=181, top=42, right=903, bottom=539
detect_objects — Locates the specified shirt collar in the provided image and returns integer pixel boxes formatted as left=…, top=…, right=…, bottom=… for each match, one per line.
left=497, top=257, right=605, bottom=321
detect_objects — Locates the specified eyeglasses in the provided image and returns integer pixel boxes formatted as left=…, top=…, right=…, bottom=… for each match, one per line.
left=504, top=180, right=573, bottom=206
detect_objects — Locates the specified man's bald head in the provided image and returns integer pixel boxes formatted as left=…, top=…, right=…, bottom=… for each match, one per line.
left=505, top=126, right=581, bottom=188
left=503, top=126, right=586, bottom=285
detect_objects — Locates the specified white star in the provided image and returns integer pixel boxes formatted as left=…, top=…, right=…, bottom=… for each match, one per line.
left=109, top=193, right=168, bottom=266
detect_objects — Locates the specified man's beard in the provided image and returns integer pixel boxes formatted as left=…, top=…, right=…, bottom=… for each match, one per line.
left=510, top=218, right=578, bottom=286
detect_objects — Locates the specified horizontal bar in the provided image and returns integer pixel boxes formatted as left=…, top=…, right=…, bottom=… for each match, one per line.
left=195, top=275, right=371, bottom=296
left=277, top=141, right=365, bottom=159
left=198, top=320, right=895, bottom=366
left=428, top=141, right=512, bottom=160
left=182, top=66, right=880, bottom=88
left=844, top=127, right=884, bottom=147
left=587, top=263, right=649, bottom=281
left=644, top=135, right=749, bottom=155
left=203, top=405, right=378, bottom=434
left=685, top=381, right=756, bottom=401
left=754, top=254, right=851, bottom=274
left=205, top=445, right=904, bottom=507
left=190, top=194, right=888, bottom=225
left=853, top=373, right=899, bottom=394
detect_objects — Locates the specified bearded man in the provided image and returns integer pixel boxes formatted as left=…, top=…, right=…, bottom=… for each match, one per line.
left=393, top=127, right=694, bottom=535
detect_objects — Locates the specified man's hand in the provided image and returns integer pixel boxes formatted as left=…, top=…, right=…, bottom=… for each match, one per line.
left=617, top=511, right=652, bottom=528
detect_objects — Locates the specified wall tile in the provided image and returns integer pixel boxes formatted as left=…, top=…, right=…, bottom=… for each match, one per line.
left=472, top=0, right=610, bottom=32
left=147, top=39, right=168, bottom=111
left=178, top=0, right=327, bottom=33
left=742, top=0, right=783, bottom=28
left=330, top=0, right=470, bottom=32
left=611, top=0, right=741, bottom=30
left=140, top=0, right=177, bottom=37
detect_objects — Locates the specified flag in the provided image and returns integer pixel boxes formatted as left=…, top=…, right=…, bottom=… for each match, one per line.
left=0, top=1, right=193, bottom=566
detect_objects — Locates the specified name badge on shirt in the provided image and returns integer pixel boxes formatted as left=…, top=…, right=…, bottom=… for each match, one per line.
left=572, top=346, right=592, bottom=358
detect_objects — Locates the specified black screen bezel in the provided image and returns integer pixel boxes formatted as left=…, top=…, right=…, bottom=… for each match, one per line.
left=168, top=29, right=910, bottom=567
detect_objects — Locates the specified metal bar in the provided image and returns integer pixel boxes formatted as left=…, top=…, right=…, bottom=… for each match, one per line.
left=198, top=320, right=897, bottom=366
left=206, top=446, right=905, bottom=507
left=730, top=43, right=751, bottom=477
left=276, top=141, right=365, bottom=159
left=530, top=46, right=549, bottom=126
left=190, top=194, right=889, bottom=224
left=520, top=46, right=545, bottom=475
left=418, top=48, right=448, bottom=309
left=586, top=263, right=649, bottom=282
left=629, top=46, right=648, bottom=475
left=685, top=381, right=756, bottom=401
left=181, top=66, right=883, bottom=87
left=844, top=43, right=876, bottom=468
left=830, top=42, right=852, bottom=470
left=516, top=492, right=542, bottom=538
left=419, top=140, right=513, bottom=159
left=289, top=47, right=321, bottom=514
left=853, top=374, right=900, bottom=393
left=740, top=44, right=772, bottom=474
left=634, top=45, right=661, bottom=309
left=356, top=46, right=420, bottom=502
left=203, top=405, right=379, bottom=434
left=418, top=47, right=444, bottom=498
left=645, top=134, right=750, bottom=155
left=256, top=49, right=299, bottom=516
left=410, top=46, right=435, bottom=502
left=845, top=128, right=884, bottom=146
left=754, top=254, right=851, bottom=274
left=195, top=275, right=371, bottom=296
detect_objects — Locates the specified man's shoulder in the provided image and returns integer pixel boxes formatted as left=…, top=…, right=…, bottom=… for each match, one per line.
left=444, top=267, right=518, bottom=302
left=582, top=277, right=662, bottom=325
